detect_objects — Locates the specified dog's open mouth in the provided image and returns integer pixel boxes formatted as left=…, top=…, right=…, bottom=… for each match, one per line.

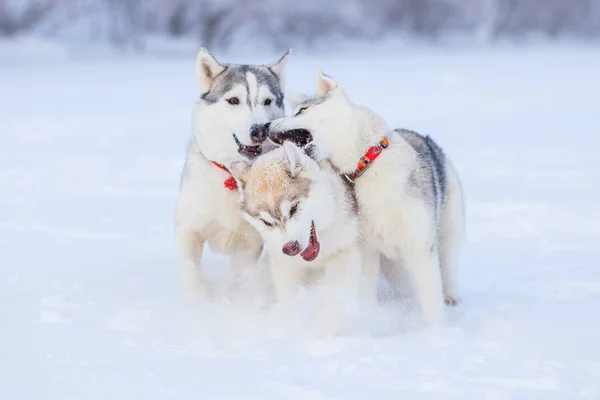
left=300, top=221, right=320, bottom=262
left=233, top=133, right=262, bottom=160
left=268, top=129, right=313, bottom=148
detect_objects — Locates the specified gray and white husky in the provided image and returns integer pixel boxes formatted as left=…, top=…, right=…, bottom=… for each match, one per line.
left=175, top=48, right=291, bottom=301
left=264, top=71, right=465, bottom=325
left=229, top=141, right=364, bottom=334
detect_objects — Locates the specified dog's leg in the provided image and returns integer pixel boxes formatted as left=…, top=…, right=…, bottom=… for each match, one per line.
left=404, top=245, right=445, bottom=326
left=359, top=247, right=380, bottom=306
left=439, top=161, right=465, bottom=306
left=269, top=255, right=301, bottom=303
left=314, top=248, right=362, bottom=335
left=380, top=256, right=413, bottom=300
left=176, top=227, right=209, bottom=302
left=401, top=205, right=445, bottom=326
left=223, top=246, right=263, bottom=295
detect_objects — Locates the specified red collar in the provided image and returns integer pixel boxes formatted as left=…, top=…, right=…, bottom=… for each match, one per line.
left=211, top=161, right=238, bottom=190
left=344, top=137, right=389, bottom=183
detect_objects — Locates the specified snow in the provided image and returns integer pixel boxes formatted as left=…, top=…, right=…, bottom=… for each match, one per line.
left=1, top=43, right=600, bottom=399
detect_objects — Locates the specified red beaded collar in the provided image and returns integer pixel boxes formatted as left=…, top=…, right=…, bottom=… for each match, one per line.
left=344, top=137, right=389, bottom=183
left=211, top=161, right=238, bottom=191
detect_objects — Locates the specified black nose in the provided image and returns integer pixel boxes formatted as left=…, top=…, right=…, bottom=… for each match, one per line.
left=282, top=240, right=300, bottom=256
left=250, top=122, right=270, bottom=143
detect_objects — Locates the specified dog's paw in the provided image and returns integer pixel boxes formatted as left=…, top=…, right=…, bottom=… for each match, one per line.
left=179, top=260, right=212, bottom=303
left=444, top=295, right=461, bottom=307
left=182, top=281, right=210, bottom=303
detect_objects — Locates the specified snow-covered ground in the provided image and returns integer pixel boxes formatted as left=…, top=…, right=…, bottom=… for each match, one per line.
left=1, top=43, right=600, bottom=399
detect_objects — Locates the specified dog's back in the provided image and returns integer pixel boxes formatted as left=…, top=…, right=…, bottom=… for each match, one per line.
left=394, top=128, right=448, bottom=221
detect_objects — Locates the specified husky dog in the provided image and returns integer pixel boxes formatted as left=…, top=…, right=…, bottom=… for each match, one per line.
left=264, top=71, right=465, bottom=325
left=229, top=141, right=363, bottom=333
left=175, top=48, right=291, bottom=301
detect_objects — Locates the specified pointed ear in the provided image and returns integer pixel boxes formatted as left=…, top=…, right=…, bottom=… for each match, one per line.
left=196, top=48, right=226, bottom=95
left=282, top=141, right=305, bottom=177
left=286, top=89, right=310, bottom=110
left=316, top=69, right=337, bottom=96
left=229, top=161, right=250, bottom=190
left=268, top=49, right=292, bottom=88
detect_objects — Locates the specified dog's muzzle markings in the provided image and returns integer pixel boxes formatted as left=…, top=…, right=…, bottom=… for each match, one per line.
left=344, top=137, right=389, bottom=183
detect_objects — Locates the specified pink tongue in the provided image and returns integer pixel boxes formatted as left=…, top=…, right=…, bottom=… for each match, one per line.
left=300, top=222, right=320, bottom=262
left=300, top=242, right=319, bottom=262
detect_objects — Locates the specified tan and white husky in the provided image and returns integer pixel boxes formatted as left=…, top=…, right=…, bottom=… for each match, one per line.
left=229, top=141, right=366, bottom=334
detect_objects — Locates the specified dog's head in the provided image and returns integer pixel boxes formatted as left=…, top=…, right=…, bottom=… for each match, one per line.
left=263, top=70, right=354, bottom=161
left=230, top=142, right=337, bottom=263
left=193, top=48, right=291, bottom=163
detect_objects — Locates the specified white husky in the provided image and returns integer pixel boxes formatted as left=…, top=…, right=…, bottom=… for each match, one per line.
left=265, top=71, right=465, bottom=325
left=229, top=141, right=363, bottom=333
left=175, top=48, right=291, bottom=301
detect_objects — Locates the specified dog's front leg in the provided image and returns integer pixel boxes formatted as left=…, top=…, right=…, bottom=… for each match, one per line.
left=268, top=255, right=301, bottom=304
left=359, top=247, right=381, bottom=306
left=314, top=249, right=362, bottom=336
left=176, top=227, right=209, bottom=303
left=223, top=245, right=263, bottom=294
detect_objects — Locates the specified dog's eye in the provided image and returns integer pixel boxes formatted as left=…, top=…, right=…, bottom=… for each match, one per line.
left=289, top=203, right=299, bottom=218
left=227, top=97, right=240, bottom=105
left=295, top=106, right=308, bottom=116
left=263, top=98, right=272, bottom=106
left=260, top=219, right=274, bottom=227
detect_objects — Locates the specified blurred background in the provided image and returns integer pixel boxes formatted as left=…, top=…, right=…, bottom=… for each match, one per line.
left=1, top=0, right=600, bottom=51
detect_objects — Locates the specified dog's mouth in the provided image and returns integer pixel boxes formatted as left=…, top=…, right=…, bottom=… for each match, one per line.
left=300, top=221, right=320, bottom=262
left=268, top=129, right=313, bottom=148
left=233, top=133, right=262, bottom=160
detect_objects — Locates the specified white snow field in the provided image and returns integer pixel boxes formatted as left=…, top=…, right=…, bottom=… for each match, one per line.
left=1, top=43, right=600, bottom=399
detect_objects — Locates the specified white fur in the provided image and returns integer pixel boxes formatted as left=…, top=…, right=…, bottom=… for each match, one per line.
left=269, top=72, right=466, bottom=326
left=175, top=49, right=291, bottom=302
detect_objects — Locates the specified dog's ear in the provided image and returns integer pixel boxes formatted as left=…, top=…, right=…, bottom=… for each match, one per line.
left=282, top=141, right=305, bottom=178
left=316, top=69, right=337, bottom=96
left=286, top=89, right=310, bottom=111
left=196, top=48, right=226, bottom=95
left=229, top=161, right=250, bottom=190
left=268, top=49, right=292, bottom=88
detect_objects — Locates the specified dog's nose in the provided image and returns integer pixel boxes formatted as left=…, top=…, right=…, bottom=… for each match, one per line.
left=250, top=122, right=270, bottom=143
left=282, top=240, right=300, bottom=256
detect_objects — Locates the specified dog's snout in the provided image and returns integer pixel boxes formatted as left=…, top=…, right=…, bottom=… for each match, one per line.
left=282, top=240, right=300, bottom=256
left=250, top=122, right=270, bottom=143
